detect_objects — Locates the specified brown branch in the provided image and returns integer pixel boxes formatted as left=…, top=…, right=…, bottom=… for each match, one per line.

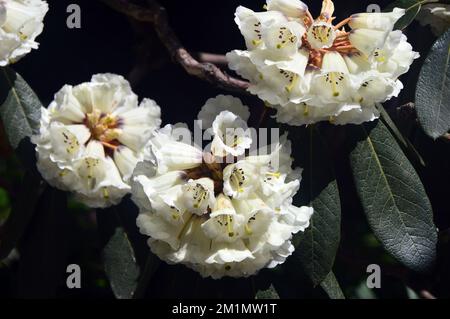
left=99, top=0, right=250, bottom=93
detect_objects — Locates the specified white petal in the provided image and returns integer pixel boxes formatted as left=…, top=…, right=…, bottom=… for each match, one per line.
left=306, top=21, right=337, bottom=49
left=343, top=52, right=371, bottom=74
left=210, top=111, right=252, bottom=157
left=180, top=178, right=216, bottom=216
left=357, top=73, right=403, bottom=103
left=223, top=160, right=259, bottom=199
left=48, top=123, right=90, bottom=161
left=205, top=241, right=254, bottom=264
left=197, top=95, right=250, bottom=129
left=89, top=74, right=138, bottom=114
left=266, top=0, right=308, bottom=18
left=234, top=6, right=287, bottom=50
left=349, top=8, right=405, bottom=32
left=262, top=21, right=305, bottom=57
left=226, top=50, right=260, bottom=82
left=115, top=98, right=161, bottom=151
left=149, top=129, right=203, bottom=173
left=321, top=51, right=349, bottom=74
left=113, top=146, right=140, bottom=181
left=332, top=104, right=380, bottom=125
left=349, top=28, right=389, bottom=56
left=49, top=85, right=86, bottom=123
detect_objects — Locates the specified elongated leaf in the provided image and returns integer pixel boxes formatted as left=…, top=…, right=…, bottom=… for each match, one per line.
left=320, top=272, right=345, bottom=299
left=416, top=29, right=450, bottom=139
left=97, top=209, right=140, bottom=299
left=384, top=0, right=438, bottom=30
left=0, top=171, right=45, bottom=260
left=0, top=68, right=42, bottom=148
left=348, top=120, right=437, bottom=273
left=292, top=126, right=341, bottom=286
left=377, top=103, right=425, bottom=167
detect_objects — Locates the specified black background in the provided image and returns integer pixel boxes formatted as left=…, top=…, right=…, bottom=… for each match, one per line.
left=1, top=0, right=449, bottom=299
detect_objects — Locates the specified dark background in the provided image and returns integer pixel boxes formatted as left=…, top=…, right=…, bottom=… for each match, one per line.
left=0, top=0, right=449, bottom=299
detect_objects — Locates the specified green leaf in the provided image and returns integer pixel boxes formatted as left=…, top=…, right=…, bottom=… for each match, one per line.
left=320, top=272, right=345, bottom=299
left=348, top=120, right=437, bottom=273
left=377, top=103, right=425, bottom=167
left=416, top=29, right=450, bottom=139
left=0, top=67, right=42, bottom=149
left=0, top=171, right=45, bottom=260
left=255, top=284, right=280, bottom=299
left=97, top=210, right=140, bottom=299
left=292, top=126, right=341, bottom=286
left=384, top=0, right=438, bottom=30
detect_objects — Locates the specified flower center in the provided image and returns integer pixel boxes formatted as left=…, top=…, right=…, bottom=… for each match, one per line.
left=185, top=155, right=224, bottom=195
left=230, top=166, right=247, bottom=193
left=85, top=110, right=120, bottom=149
left=293, top=1, right=359, bottom=68
left=276, top=26, right=297, bottom=49
left=307, top=23, right=336, bottom=49
left=187, top=183, right=209, bottom=209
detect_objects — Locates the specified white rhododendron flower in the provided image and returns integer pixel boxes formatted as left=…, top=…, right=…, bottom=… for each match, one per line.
left=132, top=95, right=313, bottom=279
left=0, top=0, right=48, bottom=66
left=227, top=0, right=419, bottom=125
left=32, top=74, right=161, bottom=208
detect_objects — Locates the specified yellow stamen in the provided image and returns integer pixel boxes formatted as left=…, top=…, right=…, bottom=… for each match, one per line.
left=285, top=74, right=299, bottom=93
left=267, top=171, right=281, bottom=178
left=245, top=224, right=253, bottom=236
left=329, top=73, right=340, bottom=97
left=226, top=215, right=234, bottom=237
left=303, top=105, right=309, bottom=116
left=102, top=187, right=109, bottom=199
left=101, top=128, right=120, bottom=142
left=252, top=39, right=263, bottom=46
left=177, top=214, right=194, bottom=240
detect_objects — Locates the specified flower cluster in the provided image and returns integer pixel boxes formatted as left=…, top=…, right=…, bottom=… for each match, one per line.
left=0, top=0, right=48, bottom=66
left=132, top=95, right=312, bottom=279
left=32, top=74, right=161, bottom=208
left=227, top=0, right=419, bottom=125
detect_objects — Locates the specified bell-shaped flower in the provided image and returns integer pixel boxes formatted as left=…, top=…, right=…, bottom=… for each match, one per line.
left=227, top=0, right=418, bottom=126
left=32, top=74, right=161, bottom=208
left=132, top=95, right=313, bottom=279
